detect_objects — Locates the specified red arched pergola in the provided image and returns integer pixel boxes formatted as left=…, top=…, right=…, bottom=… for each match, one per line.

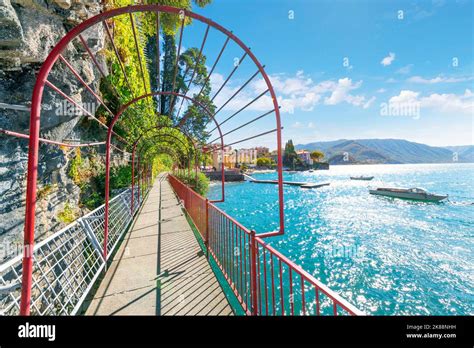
left=20, top=4, right=284, bottom=315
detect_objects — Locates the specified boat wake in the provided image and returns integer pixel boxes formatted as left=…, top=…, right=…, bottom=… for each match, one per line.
left=447, top=199, right=474, bottom=206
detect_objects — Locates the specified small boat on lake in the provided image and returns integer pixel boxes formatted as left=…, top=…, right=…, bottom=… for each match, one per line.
left=350, top=176, right=374, bottom=181
left=369, top=187, right=448, bottom=202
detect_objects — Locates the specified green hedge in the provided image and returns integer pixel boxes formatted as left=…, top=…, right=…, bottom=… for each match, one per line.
left=173, top=171, right=209, bottom=196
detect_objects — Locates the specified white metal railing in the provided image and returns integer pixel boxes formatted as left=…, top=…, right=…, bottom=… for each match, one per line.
left=0, top=187, right=145, bottom=316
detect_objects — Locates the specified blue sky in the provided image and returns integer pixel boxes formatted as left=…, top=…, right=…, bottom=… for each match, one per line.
left=183, top=0, right=473, bottom=148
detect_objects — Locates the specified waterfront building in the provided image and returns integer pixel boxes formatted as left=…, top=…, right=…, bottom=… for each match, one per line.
left=297, top=150, right=313, bottom=165
left=255, top=146, right=270, bottom=158
left=211, top=146, right=258, bottom=169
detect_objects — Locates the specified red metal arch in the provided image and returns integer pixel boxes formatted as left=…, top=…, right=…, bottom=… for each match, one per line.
left=103, top=91, right=228, bottom=262
left=21, top=4, right=284, bottom=315
left=130, top=125, right=199, bottom=214
left=135, top=134, right=194, bottom=214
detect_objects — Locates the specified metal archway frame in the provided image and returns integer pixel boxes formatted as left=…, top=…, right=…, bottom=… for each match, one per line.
left=138, top=135, right=193, bottom=167
left=22, top=4, right=284, bottom=315
left=135, top=135, right=192, bottom=212
left=130, top=125, right=199, bottom=214
left=103, top=92, right=227, bottom=261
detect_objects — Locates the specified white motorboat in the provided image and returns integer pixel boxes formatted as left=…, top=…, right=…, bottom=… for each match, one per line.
left=369, top=187, right=448, bottom=202
left=350, top=176, right=374, bottom=181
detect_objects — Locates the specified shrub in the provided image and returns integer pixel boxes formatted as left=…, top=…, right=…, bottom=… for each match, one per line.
left=256, top=157, right=274, bottom=168
left=82, top=191, right=103, bottom=210
left=174, top=170, right=209, bottom=196
left=37, top=184, right=54, bottom=200
left=68, top=148, right=83, bottom=184
left=78, top=164, right=132, bottom=210
left=57, top=203, right=77, bottom=224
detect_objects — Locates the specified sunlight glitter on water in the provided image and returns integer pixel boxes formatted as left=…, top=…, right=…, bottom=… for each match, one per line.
left=207, top=163, right=474, bottom=315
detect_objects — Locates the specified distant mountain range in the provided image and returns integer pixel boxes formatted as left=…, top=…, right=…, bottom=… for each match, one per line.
left=295, top=139, right=474, bottom=164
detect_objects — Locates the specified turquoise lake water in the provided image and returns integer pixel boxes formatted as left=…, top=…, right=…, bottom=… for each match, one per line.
left=207, top=163, right=474, bottom=315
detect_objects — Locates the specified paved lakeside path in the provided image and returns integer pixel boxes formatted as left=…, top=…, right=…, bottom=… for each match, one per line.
left=85, top=174, right=233, bottom=315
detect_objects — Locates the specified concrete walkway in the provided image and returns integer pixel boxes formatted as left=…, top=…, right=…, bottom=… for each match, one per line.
left=85, top=174, right=233, bottom=315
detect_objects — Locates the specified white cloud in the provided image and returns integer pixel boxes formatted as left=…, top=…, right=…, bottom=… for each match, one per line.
left=209, top=71, right=375, bottom=115
left=396, top=64, right=413, bottom=75
left=324, top=78, right=375, bottom=108
left=407, top=75, right=474, bottom=84
left=308, top=122, right=315, bottom=128
left=388, top=90, right=420, bottom=105
left=377, top=88, right=387, bottom=93
left=291, top=121, right=304, bottom=128
left=363, top=96, right=377, bottom=109
left=381, top=52, right=396, bottom=66
left=387, top=89, right=474, bottom=115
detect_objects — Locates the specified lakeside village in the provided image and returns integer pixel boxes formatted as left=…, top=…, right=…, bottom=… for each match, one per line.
left=204, top=140, right=329, bottom=181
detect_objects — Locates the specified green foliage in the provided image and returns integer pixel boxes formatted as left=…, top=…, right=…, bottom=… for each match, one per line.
left=37, top=184, right=54, bottom=200
left=310, top=150, right=325, bottom=162
left=152, top=154, right=173, bottom=177
left=68, top=148, right=83, bottom=184
left=256, top=157, right=274, bottom=168
left=110, top=165, right=132, bottom=189
left=102, top=0, right=156, bottom=142
left=68, top=149, right=103, bottom=187
left=93, top=164, right=132, bottom=194
left=82, top=190, right=103, bottom=210
left=283, top=140, right=298, bottom=167
left=146, top=0, right=212, bottom=35
left=57, top=203, right=77, bottom=224
left=80, top=164, right=132, bottom=210
left=174, top=170, right=209, bottom=196
left=92, top=1, right=215, bottom=202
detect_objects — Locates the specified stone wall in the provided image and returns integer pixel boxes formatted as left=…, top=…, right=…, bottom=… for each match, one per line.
left=0, top=0, right=117, bottom=260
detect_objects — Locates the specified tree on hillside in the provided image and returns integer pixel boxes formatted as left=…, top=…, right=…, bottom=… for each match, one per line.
left=310, top=150, right=325, bottom=163
left=283, top=140, right=298, bottom=167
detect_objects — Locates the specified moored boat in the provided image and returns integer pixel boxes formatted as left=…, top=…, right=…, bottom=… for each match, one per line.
left=350, top=176, right=374, bottom=181
left=369, top=187, right=448, bottom=202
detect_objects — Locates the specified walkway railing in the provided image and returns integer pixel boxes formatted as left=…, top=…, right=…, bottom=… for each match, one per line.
left=168, top=174, right=363, bottom=316
left=0, top=187, right=146, bottom=316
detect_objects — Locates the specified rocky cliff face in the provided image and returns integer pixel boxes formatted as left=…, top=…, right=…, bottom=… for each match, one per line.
left=0, top=0, right=109, bottom=261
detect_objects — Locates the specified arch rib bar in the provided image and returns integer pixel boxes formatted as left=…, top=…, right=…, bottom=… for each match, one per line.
left=20, top=5, right=284, bottom=316
left=210, top=51, right=247, bottom=103
left=176, top=24, right=210, bottom=118
left=0, top=129, right=106, bottom=148
left=207, top=108, right=276, bottom=144
left=77, top=33, right=146, bottom=135
left=44, top=80, right=128, bottom=146
left=208, top=90, right=271, bottom=132
left=168, top=15, right=186, bottom=117
left=129, top=12, right=148, bottom=96
left=195, top=35, right=230, bottom=101
left=102, top=20, right=135, bottom=99
left=207, top=127, right=283, bottom=150
left=58, top=54, right=116, bottom=117
left=213, top=67, right=263, bottom=117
